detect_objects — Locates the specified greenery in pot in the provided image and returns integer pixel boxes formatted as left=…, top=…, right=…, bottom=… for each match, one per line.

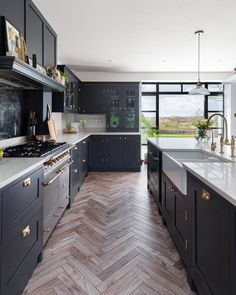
left=141, top=115, right=159, bottom=138
left=193, top=119, right=214, bottom=142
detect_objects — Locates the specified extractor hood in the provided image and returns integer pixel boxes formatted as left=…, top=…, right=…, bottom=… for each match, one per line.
left=0, top=56, right=65, bottom=92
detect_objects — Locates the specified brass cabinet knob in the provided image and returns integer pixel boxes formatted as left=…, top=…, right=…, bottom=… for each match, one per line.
left=83, top=159, right=86, bottom=162
left=23, top=178, right=31, bottom=187
left=22, top=225, right=30, bottom=238
left=74, top=169, right=78, bottom=173
left=201, top=189, right=211, bottom=201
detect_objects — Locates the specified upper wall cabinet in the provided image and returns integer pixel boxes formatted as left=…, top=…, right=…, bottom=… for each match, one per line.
left=44, top=23, right=57, bottom=67
left=52, top=65, right=81, bottom=113
left=0, top=0, right=25, bottom=55
left=25, top=0, right=44, bottom=66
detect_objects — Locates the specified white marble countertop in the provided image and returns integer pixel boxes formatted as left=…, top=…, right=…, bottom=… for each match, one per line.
left=147, top=137, right=236, bottom=163
left=148, top=137, right=236, bottom=206
left=0, top=157, right=45, bottom=189
left=56, top=130, right=141, bottom=145
left=0, top=131, right=141, bottom=189
left=182, top=162, right=236, bottom=206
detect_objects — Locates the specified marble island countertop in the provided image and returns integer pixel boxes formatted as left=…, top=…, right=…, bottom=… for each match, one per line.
left=148, top=137, right=236, bottom=206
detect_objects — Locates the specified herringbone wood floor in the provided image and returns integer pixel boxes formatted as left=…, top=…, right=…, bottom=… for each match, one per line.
left=24, top=166, right=196, bottom=295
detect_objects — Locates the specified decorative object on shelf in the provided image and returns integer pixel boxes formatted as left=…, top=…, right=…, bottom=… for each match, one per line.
left=223, top=68, right=236, bottom=84
left=36, top=64, right=47, bottom=75
left=32, top=54, right=37, bottom=68
left=189, top=30, right=210, bottom=95
left=141, top=115, right=159, bottom=138
left=19, top=32, right=26, bottom=62
left=46, top=66, right=63, bottom=83
left=4, top=18, right=21, bottom=59
left=194, top=119, right=213, bottom=142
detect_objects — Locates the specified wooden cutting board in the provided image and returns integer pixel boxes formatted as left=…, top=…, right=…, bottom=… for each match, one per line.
left=47, top=104, right=57, bottom=141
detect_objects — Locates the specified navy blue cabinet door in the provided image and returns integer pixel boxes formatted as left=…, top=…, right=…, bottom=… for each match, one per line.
left=89, top=136, right=104, bottom=171
left=122, top=136, right=140, bottom=170
left=81, top=83, right=106, bottom=114
left=44, top=22, right=57, bottom=67
left=188, top=174, right=231, bottom=295
left=103, top=136, right=123, bottom=169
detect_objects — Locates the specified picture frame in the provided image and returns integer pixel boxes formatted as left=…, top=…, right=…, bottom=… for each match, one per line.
left=3, top=17, right=21, bottom=58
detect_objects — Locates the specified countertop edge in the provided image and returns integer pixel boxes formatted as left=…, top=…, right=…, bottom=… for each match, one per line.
left=183, top=163, right=236, bottom=207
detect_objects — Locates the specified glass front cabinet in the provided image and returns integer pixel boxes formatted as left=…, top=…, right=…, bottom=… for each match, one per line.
left=106, top=84, right=140, bottom=132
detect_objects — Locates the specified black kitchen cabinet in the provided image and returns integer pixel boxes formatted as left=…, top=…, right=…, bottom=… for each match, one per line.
left=89, top=135, right=141, bottom=172
left=147, top=141, right=162, bottom=207
left=162, top=173, right=188, bottom=267
left=0, top=167, right=43, bottom=295
left=81, top=83, right=106, bottom=114
left=88, top=136, right=104, bottom=170
left=79, top=138, right=89, bottom=185
left=187, top=173, right=235, bottom=295
left=0, top=0, right=25, bottom=55
left=52, top=65, right=80, bottom=113
left=106, top=84, right=140, bottom=132
left=44, top=22, right=57, bottom=67
left=70, top=144, right=80, bottom=204
left=25, top=0, right=44, bottom=66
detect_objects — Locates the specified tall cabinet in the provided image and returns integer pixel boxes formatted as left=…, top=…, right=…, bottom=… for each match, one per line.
left=106, top=83, right=140, bottom=132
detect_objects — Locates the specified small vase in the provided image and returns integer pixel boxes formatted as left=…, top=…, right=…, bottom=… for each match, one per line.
left=195, top=129, right=210, bottom=143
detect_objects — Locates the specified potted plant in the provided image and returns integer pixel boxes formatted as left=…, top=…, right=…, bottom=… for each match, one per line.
left=193, top=119, right=213, bottom=142
left=141, top=115, right=159, bottom=163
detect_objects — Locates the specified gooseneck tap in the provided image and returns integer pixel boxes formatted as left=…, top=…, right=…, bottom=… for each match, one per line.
left=231, top=135, right=235, bottom=158
left=207, top=113, right=231, bottom=148
left=220, top=135, right=224, bottom=154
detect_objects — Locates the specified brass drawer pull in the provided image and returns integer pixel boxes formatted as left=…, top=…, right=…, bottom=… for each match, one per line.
left=44, top=228, right=51, bottom=233
left=23, top=178, right=31, bottom=187
left=169, top=185, right=175, bottom=192
left=59, top=205, right=64, bottom=209
left=54, top=213, right=60, bottom=217
left=22, top=225, right=30, bottom=238
left=202, top=189, right=211, bottom=201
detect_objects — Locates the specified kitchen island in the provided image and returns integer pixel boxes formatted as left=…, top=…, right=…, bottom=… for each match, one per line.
left=147, top=137, right=236, bottom=295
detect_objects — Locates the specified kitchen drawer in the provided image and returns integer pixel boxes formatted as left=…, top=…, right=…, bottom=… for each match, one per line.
left=1, top=209, right=42, bottom=295
left=43, top=170, right=59, bottom=219
left=59, top=164, right=70, bottom=194
left=2, top=168, right=42, bottom=228
left=43, top=206, right=58, bottom=245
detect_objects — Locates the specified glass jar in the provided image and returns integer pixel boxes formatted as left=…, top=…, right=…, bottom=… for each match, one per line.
left=195, top=129, right=211, bottom=143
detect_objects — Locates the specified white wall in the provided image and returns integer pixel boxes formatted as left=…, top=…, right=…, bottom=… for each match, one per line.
left=74, top=71, right=231, bottom=82
left=225, top=84, right=236, bottom=137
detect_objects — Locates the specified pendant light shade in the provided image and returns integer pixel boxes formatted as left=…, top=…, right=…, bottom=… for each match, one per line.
left=189, top=30, right=210, bottom=96
left=223, top=68, right=236, bottom=84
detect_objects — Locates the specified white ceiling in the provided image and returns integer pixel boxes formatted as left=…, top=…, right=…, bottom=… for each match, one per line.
left=34, top=0, right=236, bottom=72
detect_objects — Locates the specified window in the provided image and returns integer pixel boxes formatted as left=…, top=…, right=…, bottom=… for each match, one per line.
left=141, top=82, right=224, bottom=144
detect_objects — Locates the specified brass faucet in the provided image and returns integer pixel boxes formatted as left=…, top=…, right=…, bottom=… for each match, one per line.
left=231, top=135, right=235, bottom=158
left=207, top=113, right=230, bottom=148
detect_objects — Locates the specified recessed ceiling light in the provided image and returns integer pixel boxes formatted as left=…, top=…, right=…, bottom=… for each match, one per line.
left=162, top=59, right=167, bottom=63
left=107, top=59, right=112, bottom=63
left=217, top=59, right=222, bottom=62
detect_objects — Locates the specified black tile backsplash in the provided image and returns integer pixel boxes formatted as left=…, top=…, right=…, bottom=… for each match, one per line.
left=0, top=90, right=27, bottom=140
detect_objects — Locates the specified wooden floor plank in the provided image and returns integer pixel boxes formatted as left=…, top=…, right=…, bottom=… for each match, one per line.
left=24, top=166, right=196, bottom=295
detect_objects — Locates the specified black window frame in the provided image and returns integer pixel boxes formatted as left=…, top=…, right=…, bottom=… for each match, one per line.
left=141, top=82, right=224, bottom=144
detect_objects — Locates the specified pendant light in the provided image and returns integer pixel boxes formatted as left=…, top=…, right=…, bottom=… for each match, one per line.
left=223, top=68, right=236, bottom=84
left=189, top=30, right=210, bottom=95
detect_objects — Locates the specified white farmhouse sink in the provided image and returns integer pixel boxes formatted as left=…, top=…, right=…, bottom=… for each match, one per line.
left=162, top=150, right=231, bottom=195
